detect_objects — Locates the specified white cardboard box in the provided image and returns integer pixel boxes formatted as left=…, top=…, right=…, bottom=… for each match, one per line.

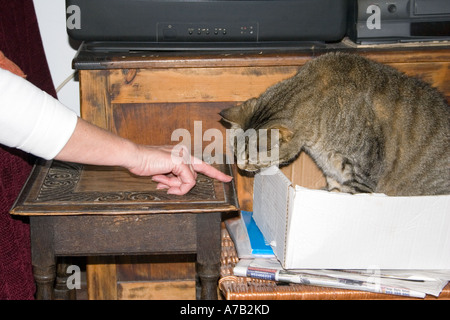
left=252, top=166, right=450, bottom=270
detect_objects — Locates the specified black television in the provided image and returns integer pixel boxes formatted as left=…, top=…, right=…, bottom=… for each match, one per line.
left=66, top=0, right=349, bottom=50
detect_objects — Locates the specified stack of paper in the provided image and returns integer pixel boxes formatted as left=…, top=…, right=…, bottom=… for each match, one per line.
left=226, top=211, right=450, bottom=298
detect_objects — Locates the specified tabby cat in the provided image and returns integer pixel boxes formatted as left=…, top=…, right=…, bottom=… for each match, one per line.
left=220, top=52, right=450, bottom=196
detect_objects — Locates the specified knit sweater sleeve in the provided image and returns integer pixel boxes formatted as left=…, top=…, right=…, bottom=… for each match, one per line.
left=0, top=68, right=77, bottom=160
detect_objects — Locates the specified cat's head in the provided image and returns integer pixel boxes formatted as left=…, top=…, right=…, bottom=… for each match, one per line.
left=220, top=98, right=295, bottom=172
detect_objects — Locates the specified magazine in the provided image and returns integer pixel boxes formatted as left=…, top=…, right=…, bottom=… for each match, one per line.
left=225, top=211, right=275, bottom=258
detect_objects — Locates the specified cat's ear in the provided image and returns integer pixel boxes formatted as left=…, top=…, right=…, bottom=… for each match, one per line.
left=271, top=125, right=294, bottom=142
left=219, top=105, right=243, bottom=126
left=245, top=98, right=259, bottom=113
left=220, top=98, right=258, bottom=127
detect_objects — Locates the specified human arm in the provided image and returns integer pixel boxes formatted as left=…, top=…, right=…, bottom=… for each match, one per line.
left=55, top=118, right=232, bottom=195
left=0, top=67, right=232, bottom=195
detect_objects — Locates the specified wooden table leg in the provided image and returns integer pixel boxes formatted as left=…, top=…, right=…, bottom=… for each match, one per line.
left=196, top=212, right=221, bottom=300
left=54, top=258, right=76, bottom=300
left=30, top=216, right=56, bottom=300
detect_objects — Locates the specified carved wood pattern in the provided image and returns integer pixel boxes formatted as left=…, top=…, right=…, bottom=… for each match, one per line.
left=35, top=161, right=216, bottom=203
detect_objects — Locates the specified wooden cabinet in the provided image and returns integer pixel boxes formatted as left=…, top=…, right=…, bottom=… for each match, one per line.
left=74, top=44, right=450, bottom=299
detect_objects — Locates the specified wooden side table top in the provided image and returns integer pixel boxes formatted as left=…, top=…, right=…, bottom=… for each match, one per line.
left=11, top=159, right=238, bottom=216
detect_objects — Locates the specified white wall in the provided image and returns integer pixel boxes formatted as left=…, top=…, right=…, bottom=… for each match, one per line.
left=33, top=0, right=81, bottom=115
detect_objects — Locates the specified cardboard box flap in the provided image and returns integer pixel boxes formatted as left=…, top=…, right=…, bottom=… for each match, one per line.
left=253, top=167, right=293, bottom=264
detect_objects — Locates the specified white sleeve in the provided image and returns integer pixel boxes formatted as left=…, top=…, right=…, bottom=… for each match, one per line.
left=0, top=68, right=78, bottom=160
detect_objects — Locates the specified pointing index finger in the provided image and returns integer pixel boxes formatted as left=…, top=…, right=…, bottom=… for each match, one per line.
left=192, top=159, right=233, bottom=183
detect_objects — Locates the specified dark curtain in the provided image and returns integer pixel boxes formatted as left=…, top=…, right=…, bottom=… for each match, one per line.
left=0, top=0, right=57, bottom=299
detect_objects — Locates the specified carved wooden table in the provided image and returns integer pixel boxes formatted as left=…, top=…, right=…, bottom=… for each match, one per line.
left=11, top=159, right=238, bottom=300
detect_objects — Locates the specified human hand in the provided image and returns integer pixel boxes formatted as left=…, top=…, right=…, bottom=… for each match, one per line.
left=128, top=145, right=233, bottom=195
left=54, top=118, right=231, bottom=195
